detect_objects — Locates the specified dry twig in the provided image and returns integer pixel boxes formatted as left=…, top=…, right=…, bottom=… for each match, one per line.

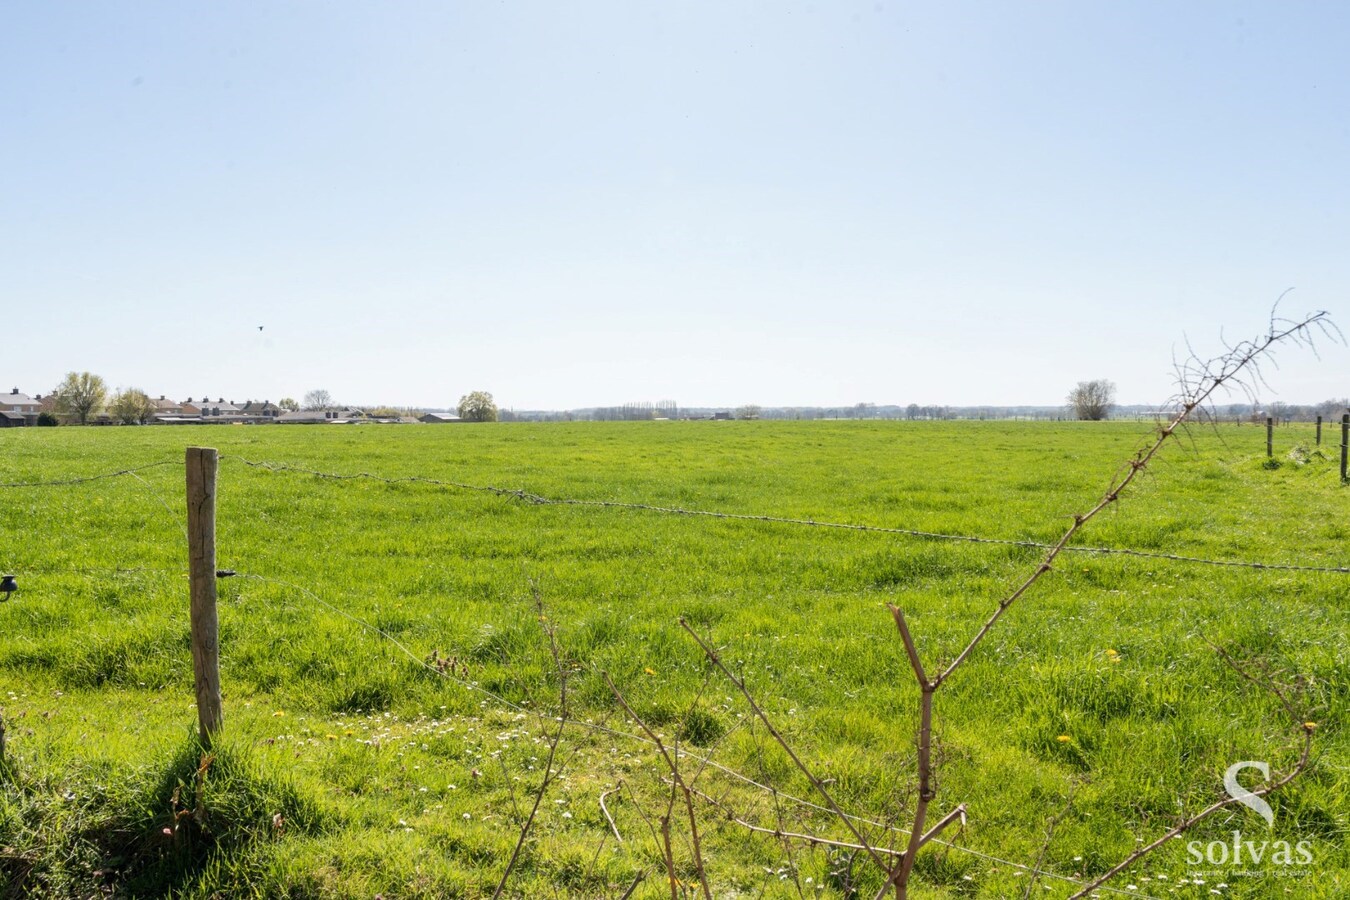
left=602, top=671, right=713, bottom=900
left=1065, top=642, right=1315, bottom=899
left=492, top=585, right=573, bottom=900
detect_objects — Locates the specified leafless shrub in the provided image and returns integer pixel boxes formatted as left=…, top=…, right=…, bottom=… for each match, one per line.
left=671, top=308, right=1332, bottom=898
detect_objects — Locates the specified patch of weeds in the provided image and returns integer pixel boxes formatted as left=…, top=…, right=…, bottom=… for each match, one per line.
left=57, top=628, right=189, bottom=688
left=109, top=738, right=330, bottom=894
left=679, top=706, right=726, bottom=747
left=325, top=674, right=400, bottom=714
left=0, top=737, right=329, bottom=898
left=467, top=621, right=537, bottom=664
left=1286, top=442, right=1325, bottom=466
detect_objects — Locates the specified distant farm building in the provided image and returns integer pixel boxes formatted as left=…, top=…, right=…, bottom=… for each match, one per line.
left=278, top=408, right=367, bottom=425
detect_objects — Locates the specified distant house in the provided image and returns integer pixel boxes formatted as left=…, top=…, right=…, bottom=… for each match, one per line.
left=4, top=388, right=41, bottom=425
left=147, top=395, right=195, bottom=424
left=278, top=407, right=367, bottom=425
left=151, top=395, right=185, bottom=415
left=419, top=412, right=463, bottom=424
left=238, top=400, right=283, bottom=422
left=181, top=397, right=246, bottom=423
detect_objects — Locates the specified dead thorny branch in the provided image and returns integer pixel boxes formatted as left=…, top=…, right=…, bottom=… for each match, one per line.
left=679, top=619, right=891, bottom=876
left=678, top=308, right=1331, bottom=898
left=1022, top=779, right=1079, bottom=900
left=600, top=782, right=625, bottom=844
left=685, top=779, right=966, bottom=862
left=942, top=317, right=1326, bottom=684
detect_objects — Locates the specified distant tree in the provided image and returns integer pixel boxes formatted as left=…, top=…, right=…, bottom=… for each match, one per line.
left=1067, top=379, right=1116, bottom=421
left=36, top=412, right=58, bottom=427
left=109, top=388, right=156, bottom=425
left=1314, top=397, right=1349, bottom=418
left=457, top=391, right=499, bottom=422
left=303, top=389, right=333, bottom=411
left=736, top=404, right=761, bottom=420
left=51, top=372, right=108, bottom=425
left=278, top=397, right=300, bottom=412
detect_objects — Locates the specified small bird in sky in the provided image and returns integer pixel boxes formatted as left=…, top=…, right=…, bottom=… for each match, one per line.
left=258, top=326, right=264, bottom=331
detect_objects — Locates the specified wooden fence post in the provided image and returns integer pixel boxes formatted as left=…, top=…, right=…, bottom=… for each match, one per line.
left=1341, top=414, right=1349, bottom=483
left=186, top=447, right=223, bottom=744
left=1316, top=415, right=1322, bottom=446
left=1266, top=417, right=1273, bottom=458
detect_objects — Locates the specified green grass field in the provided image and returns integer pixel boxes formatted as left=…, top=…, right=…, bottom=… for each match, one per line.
left=0, top=421, right=1345, bottom=898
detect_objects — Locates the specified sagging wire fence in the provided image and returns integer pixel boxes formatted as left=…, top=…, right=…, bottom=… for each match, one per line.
left=0, top=540, right=1158, bottom=898
left=0, top=456, right=1205, bottom=897
left=4, top=453, right=1348, bottom=576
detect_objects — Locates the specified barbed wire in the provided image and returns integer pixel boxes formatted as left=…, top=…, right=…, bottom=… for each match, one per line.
left=226, top=456, right=1350, bottom=576
left=4, top=456, right=1343, bottom=575
left=0, top=459, right=179, bottom=488
left=8, top=565, right=186, bottom=580
left=234, top=568, right=1160, bottom=899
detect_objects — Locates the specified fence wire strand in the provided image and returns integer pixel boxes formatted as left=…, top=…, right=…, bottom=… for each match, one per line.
left=0, top=459, right=179, bottom=488
left=4, top=456, right=1344, bottom=576
left=226, top=456, right=1350, bottom=576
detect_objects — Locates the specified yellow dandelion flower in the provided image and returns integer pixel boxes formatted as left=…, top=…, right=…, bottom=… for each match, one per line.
left=643, top=667, right=656, bottom=676
left=1105, top=648, right=1119, bottom=656
left=1304, top=722, right=1318, bottom=730
left=1057, top=735, right=1072, bottom=743
left=272, top=710, right=286, bottom=717
left=345, top=729, right=355, bottom=736
left=325, top=734, right=338, bottom=741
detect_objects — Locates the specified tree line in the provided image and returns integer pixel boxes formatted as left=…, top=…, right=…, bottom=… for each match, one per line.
left=33, top=372, right=504, bottom=425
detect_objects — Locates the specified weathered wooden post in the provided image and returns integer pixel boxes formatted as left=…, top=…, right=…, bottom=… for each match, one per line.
left=1316, top=415, right=1323, bottom=446
left=1341, top=414, right=1349, bottom=483
left=186, top=447, right=223, bottom=744
left=1266, top=417, right=1274, bottom=458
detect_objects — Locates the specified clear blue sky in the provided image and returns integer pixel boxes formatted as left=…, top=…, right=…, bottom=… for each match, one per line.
left=3, top=2, right=1347, bottom=410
